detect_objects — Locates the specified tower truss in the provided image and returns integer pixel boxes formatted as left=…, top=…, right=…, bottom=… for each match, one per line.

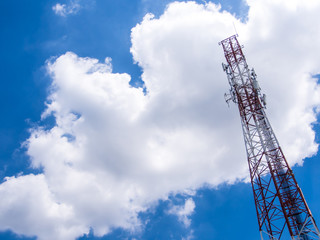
left=219, top=35, right=320, bottom=240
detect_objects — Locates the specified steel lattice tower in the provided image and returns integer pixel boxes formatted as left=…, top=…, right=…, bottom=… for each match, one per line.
left=219, top=35, right=320, bottom=240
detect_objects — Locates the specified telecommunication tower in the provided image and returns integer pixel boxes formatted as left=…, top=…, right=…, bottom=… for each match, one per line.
left=219, top=35, right=320, bottom=240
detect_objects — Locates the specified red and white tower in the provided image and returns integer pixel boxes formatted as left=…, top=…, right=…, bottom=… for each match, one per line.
left=219, top=35, right=320, bottom=240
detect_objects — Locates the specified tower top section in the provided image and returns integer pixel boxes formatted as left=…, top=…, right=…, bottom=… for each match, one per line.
left=219, top=35, right=246, bottom=71
left=219, top=35, right=266, bottom=107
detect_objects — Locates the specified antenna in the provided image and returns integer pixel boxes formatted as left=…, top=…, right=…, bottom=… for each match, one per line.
left=232, top=22, right=238, bottom=36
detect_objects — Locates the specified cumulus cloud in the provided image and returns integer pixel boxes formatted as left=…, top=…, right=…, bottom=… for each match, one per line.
left=52, top=1, right=81, bottom=16
left=168, top=198, right=196, bottom=228
left=1, top=0, right=320, bottom=239
left=0, top=174, right=86, bottom=240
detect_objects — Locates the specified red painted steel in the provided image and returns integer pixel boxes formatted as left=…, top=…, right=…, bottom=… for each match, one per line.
left=219, top=35, right=320, bottom=240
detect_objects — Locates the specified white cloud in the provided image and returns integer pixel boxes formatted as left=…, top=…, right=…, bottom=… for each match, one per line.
left=168, top=198, right=196, bottom=228
left=1, top=0, right=320, bottom=239
left=52, top=1, right=81, bottom=16
left=0, top=174, right=86, bottom=240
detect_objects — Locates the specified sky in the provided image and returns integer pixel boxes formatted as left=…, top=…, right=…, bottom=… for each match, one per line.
left=0, top=0, right=320, bottom=240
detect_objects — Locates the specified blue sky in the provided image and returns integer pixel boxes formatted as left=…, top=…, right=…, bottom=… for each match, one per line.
left=0, top=0, right=320, bottom=240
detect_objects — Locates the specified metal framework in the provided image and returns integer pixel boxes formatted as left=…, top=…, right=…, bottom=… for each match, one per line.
left=219, top=35, right=320, bottom=240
